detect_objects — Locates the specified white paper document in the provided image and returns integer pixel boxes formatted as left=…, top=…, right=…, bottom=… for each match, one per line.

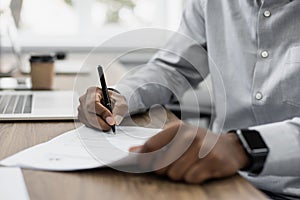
left=0, top=167, right=30, bottom=200
left=0, top=126, right=161, bottom=171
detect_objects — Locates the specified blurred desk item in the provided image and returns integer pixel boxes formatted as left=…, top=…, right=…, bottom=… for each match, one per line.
left=20, top=53, right=91, bottom=75
left=0, top=77, right=31, bottom=90
left=0, top=167, right=30, bottom=200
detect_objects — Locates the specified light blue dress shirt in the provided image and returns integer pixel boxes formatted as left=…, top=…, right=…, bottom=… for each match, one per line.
left=116, top=0, right=300, bottom=198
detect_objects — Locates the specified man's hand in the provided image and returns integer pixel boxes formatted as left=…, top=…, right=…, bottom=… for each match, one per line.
left=130, top=121, right=250, bottom=184
left=77, top=87, right=128, bottom=131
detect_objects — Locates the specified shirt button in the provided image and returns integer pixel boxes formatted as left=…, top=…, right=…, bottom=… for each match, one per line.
left=261, top=50, right=269, bottom=58
left=263, top=10, right=271, bottom=18
left=255, top=92, right=263, bottom=100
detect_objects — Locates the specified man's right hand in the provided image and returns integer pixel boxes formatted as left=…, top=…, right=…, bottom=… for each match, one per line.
left=77, top=87, right=128, bottom=131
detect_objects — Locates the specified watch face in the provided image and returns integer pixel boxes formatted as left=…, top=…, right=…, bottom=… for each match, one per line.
left=241, top=131, right=266, bottom=149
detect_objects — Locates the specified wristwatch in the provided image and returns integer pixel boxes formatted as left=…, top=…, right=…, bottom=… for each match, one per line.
left=231, top=129, right=269, bottom=175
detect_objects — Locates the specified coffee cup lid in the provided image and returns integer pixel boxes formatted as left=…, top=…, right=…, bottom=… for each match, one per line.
left=29, top=55, right=55, bottom=63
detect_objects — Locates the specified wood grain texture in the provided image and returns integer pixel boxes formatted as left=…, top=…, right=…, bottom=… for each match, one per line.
left=0, top=73, right=267, bottom=200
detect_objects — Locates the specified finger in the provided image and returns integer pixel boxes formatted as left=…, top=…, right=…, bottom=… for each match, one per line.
left=78, top=87, right=109, bottom=130
left=86, top=112, right=112, bottom=131
left=85, top=87, right=105, bottom=114
left=112, top=105, right=127, bottom=125
left=137, top=122, right=181, bottom=171
left=77, top=107, right=90, bottom=126
left=152, top=149, right=176, bottom=176
left=79, top=112, right=101, bottom=130
left=86, top=87, right=103, bottom=103
left=80, top=102, right=111, bottom=131
left=153, top=137, right=199, bottom=177
left=139, top=122, right=181, bottom=153
left=112, top=104, right=126, bottom=124
left=107, top=90, right=121, bottom=109
left=153, top=148, right=169, bottom=174
left=85, top=88, right=117, bottom=126
left=111, top=93, right=128, bottom=125
left=109, top=90, right=117, bottom=107
left=84, top=87, right=119, bottom=130
left=78, top=96, right=98, bottom=128
left=79, top=87, right=100, bottom=118
left=165, top=140, right=200, bottom=181
left=85, top=95, right=115, bottom=127
left=129, top=145, right=143, bottom=153
left=82, top=93, right=102, bottom=129
left=151, top=123, right=198, bottom=174
left=114, top=114, right=124, bottom=126
left=155, top=166, right=169, bottom=176
left=96, top=117, right=112, bottom=131
left=184, top=159, right=211, bottom=184
left=85, top=87, right=103, bottom=107
left=94, top=102, right=115, bottom=126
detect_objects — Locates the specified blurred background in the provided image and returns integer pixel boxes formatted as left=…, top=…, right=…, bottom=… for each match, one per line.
left=1, top=0, right=184, bottom=52
left=0, top=0, right=212, bottom=127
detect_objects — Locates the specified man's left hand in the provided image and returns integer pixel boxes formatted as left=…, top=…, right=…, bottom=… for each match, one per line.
left=130, top=121, right=250, bottom=184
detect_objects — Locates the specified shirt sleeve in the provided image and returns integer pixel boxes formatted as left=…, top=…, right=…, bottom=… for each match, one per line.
left=115, top=0, right=210, bottom=114
left=249, top=117, right=300, bottom=176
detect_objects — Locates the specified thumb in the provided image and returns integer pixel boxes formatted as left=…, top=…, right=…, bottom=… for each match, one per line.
left=112, top=105, right=126, bottom=125
left=113, top=114, right=124, bottom=125
left=129, top=145, right=143, bottom=153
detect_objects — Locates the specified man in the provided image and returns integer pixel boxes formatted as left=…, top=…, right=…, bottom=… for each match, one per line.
left=78, top=0, right=300, bottom=199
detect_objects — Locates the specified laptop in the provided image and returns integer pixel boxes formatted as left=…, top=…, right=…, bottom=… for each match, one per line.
left=0, top=7, right=78, bottom=121
left=0, top=4, right=89, bottom=76
left=0, top=90, right=78, bottom=121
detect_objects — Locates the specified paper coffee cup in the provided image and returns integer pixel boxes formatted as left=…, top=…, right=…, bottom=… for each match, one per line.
left=29, top=55, right=55, bottom=90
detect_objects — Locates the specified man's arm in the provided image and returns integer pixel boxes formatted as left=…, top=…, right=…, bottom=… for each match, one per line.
left=128, top=117, right=300, bottom=184
left=116, top=0, right=210, bottom=114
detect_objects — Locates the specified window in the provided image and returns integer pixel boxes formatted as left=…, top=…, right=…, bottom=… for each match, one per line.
left=17, top=0, right=184, bottom=49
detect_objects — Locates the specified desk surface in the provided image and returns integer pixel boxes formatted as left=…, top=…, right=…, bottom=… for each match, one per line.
left=0, top=67, right=267, bottom=200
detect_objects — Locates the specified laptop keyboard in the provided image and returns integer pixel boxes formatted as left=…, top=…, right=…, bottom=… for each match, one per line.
left=0, top=95, right=33, bottom=114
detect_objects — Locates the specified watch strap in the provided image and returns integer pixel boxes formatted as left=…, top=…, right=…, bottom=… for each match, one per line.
left=230, top=129, right=269, bottom=175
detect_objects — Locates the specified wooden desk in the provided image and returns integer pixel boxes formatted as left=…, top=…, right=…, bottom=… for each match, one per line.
left=0, top=73, right=267, bottom=200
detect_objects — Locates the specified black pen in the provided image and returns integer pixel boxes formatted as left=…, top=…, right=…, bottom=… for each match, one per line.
left=97, top=66, right=116, bottom=134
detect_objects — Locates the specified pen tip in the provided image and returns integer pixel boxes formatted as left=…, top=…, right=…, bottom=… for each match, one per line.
left=112, top=126, right=116, bottom=134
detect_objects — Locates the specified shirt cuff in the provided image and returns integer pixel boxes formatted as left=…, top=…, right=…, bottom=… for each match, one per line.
left=249, top=119, right=300, bottom=176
